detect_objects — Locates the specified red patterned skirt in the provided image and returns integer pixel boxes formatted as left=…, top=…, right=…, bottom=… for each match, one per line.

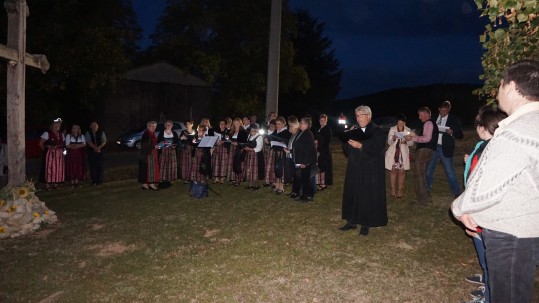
left=159, top=146, right=178, bottom=181
left=178, top=145, right=193, bottom=180
left=190, top=148, right=206, bottom=183
left=44, top=147, right=65, bottom=183
left=243, top=150, right=258, bottom=182
left=212, top=144, right=228, bottom=178
left=226, top=145, right=243, bottom=182
left=65, top=147, right=85, bottom=181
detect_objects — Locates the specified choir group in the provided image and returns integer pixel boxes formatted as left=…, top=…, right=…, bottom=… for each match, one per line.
left=137, top=114, right=334, bottom=200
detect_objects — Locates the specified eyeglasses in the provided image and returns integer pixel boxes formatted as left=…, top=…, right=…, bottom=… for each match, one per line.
left=474, top=120, right=483, bottom=127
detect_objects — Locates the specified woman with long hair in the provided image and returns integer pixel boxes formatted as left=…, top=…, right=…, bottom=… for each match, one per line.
left=138, top=121, right=160, bottom=190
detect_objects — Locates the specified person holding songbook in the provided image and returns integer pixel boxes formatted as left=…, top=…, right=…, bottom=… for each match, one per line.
left=267, top=116, right=290, bottom=194
left=242, top=124, right=265, bottom=190
left=212, top=119, right=229, bottom=184
left=178, top=120, right=196, bottom=183
left=226, top=118, right=248, bottom=186
left=157, top=120, right=179, bottom=182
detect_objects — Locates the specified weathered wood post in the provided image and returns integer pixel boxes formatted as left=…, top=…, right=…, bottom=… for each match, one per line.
left=265, top=0, right=282, bottom=118
left=1, top=0, right=49, bottom=186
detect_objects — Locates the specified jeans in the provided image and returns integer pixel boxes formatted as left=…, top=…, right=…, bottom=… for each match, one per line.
left=425, top=145, right=461, bottom=196
left=413, top=148, right=433, bottom=205
left=482, top=228, right=539, bottom=303
left=473, top=234, right=490, bottom=302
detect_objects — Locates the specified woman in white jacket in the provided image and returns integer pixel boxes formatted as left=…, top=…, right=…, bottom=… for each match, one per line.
left=385, top=114, right=414, bottom=198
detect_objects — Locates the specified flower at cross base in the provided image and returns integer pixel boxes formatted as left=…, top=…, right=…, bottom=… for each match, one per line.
left=33, top=212, right=40, bottom=218
left=14, top=187, right=30, bottom=199
left=0, top=226, right=5, bottom=233
left=0, top=199, right=6, bottom=206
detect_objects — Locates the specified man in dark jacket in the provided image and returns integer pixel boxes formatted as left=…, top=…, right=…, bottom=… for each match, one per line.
left=426, top=100, right=464, bottom=197
left=339, top=106, right=387, bottom=236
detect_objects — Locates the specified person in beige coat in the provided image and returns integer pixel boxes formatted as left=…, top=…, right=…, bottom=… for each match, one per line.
left=385, top=114, right=414, bottom=198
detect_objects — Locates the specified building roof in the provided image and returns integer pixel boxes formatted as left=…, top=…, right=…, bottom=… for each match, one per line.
left=122, top=62, right=210, bottom=87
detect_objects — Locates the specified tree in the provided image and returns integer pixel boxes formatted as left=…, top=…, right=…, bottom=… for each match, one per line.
left=148, top=0, right=311, bottom=119
left=475, top=0, right=539, bottom=101
left=280, top=10, right=342, bottom=117
left=0, top=0, right=142, bottom=127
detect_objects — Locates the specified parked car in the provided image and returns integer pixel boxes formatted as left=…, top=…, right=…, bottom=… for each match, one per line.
left=116, top=122, right=186, bottom=150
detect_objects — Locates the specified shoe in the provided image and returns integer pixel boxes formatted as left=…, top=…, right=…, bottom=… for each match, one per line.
left=149, top=185, right=159, bottom=191
left=470, top=286, right=485, bottom=299
left=390, top=187, right=396, bottom=197
left=251, top=186, right=260, bottom=190
left=275, top=189, right=284, bottom=195
left=317, top=185, right=327, bottom=191
left=397, top=188, right=404, bottom=198
left=289, top=192, right=299, bottom=199
left=245, top=186, right=254, bottom=189
left=263, top=183, right=271, bottom=187
left=299, top=196, right=313, bottom=202
left=359, top=226, right=369, bottom=236
left=338, top=223, right=357, bottom=231
left=141, top=185, right=150, bottom=190
left=463, top=297, right=485, bottom=303
left=465, top=274, right=485, bottom=285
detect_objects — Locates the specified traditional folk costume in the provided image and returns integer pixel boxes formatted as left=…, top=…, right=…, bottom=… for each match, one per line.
left=138, top=130, right=160, bottom=184
left=212, top=129, right=229, bottom=181
left=315, top=124, right=333, bottom=188
left=189, top=135, right=212, bottom=183
left=178, top=129, right=196, bottom=181
left=65, top=133, right=86, bottom=182
left=262, top=129, right=275, bottom=185
left=266, top=128, right=290, bottom=185
left=242, top=133, right=265, bottom=184
left=157, top=130, right=179, bottom=181
left=39, top=131, right=65, bottom=184
left=226, top=129, right=248, bottom=184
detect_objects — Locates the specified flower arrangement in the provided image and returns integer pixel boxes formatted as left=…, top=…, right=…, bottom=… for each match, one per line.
left=0, top=181, right=58, bottom=239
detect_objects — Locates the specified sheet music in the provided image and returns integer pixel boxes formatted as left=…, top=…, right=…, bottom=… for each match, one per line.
left=394, top=131, right=409, bottom=139
left=437, top=126, right=451, bottom=133
left=198, top=136, right=219, bottom=148
left=270, top=141, right=287, bottom=148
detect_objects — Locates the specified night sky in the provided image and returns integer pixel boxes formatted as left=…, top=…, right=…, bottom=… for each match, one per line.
left=132, top=0, right=487, bottom=99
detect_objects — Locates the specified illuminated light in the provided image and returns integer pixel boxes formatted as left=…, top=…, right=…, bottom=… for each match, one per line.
left=258, top=129, right=266, bottom=135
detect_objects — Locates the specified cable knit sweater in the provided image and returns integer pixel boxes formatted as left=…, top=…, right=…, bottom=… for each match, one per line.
left=452, top=102, right=539, bottom=238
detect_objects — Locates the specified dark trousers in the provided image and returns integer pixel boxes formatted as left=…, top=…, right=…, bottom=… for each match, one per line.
left=292, top=165, right=313, bottom=198
left=483, top=228, right=539, bottom=303
left=87, top=151, right=104, bottom=185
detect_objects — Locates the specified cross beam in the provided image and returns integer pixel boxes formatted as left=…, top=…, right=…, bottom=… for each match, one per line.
left=2, top=0, right=49, bottom=186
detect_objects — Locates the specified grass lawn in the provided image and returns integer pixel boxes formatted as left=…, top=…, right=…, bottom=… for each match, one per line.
left=1, top=131, right=537, bottom=302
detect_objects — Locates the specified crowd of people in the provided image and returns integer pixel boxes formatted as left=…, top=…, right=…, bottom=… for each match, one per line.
left=136, top=114, right=334, bottom=202
left=38, top=120, right=107, bottom=190
left=30, top=60, right=539, bottom=303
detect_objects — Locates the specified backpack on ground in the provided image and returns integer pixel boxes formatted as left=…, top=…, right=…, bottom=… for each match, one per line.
left=189, top=181, right=208, bottom=199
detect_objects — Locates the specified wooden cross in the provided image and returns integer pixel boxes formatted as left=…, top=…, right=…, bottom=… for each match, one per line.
left=1, top=0, right=49, bottom=186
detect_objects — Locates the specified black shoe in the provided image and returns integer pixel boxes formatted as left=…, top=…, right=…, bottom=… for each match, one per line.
left=299, top=196, right=313, bottom=202
left=263, top=183, right=271, bottom=187
left=251, top=186, right=260, bottom=190
left=338, top=223, right=357, bottom=231
left=289, top=192, right=299, bottom=199
left=359, top=226, right=369, bottom=236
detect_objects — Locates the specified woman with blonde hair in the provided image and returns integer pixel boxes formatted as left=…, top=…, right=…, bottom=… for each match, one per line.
left=65, top=124, right=86, bottom=188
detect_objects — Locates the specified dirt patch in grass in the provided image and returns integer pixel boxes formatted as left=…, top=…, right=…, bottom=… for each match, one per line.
left=86, top=241, right=137, bottom=257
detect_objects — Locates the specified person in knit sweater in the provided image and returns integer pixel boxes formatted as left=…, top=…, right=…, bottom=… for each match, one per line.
left=451, top=60, right=539, bottom=303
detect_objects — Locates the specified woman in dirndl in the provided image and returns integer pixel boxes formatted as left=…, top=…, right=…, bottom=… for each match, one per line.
left=262, top=119, right=276, bottom=187
left=226, top=118, right=248, bottom=186
left=65, top=124, right=86, bottom=188
left=242, top=124, right=265, bottom=190
left=39, top=121, right=65, bottom=190
left=190, top=124, right=211, bottom=184
left=157, top=120, right=179, bottom=182
left=138, top=121, right=160, bottom=190
left=268, top=116, right=290, bottom=194
left=212, top=119, right=229, bottom=184
left=178, top=120, right=196, bottom=183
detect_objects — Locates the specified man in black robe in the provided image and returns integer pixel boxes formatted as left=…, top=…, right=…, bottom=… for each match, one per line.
left=339, top=105, right=388, bottom=236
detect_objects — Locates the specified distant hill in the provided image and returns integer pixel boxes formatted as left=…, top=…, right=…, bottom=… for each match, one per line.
left=329, top=83, right=484, bottom=128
